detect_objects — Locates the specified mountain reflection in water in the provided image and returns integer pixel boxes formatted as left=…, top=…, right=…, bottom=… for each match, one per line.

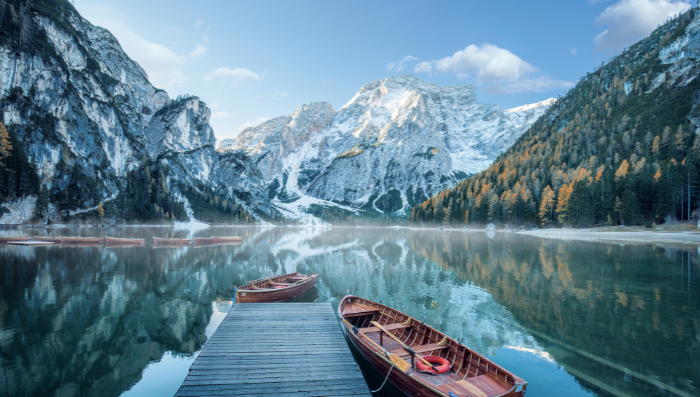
left=0, top=227, right=697, bottom=397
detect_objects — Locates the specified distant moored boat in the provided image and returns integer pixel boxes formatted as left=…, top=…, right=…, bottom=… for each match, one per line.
left=153, top=237, right=191, bottom=245
left=60, top=236, right=102, bottom=244
left=105, top=237, right=145, bottom=245
left=0, top=236, right=29, bottom=243
left=33, top=236, right=65, bottom=243
left=193, top=236, right=242, bottom=247
left=212, top=236, right=242, bottom=243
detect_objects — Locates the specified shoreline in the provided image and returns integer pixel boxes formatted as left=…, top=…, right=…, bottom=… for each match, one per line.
left=3, top=223, right=700, bottom=246
left=517, top=227, right=700, bottom=245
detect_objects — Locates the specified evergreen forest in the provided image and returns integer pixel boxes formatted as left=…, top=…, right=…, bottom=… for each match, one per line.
left=411, top=9, right=700, bottom=228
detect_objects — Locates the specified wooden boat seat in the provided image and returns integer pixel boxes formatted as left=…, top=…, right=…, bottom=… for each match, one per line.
left=435, top=374, right=509, bottom=397
left=342, top=302, right=380, bottom=317
left=390, top=342, right=449, bottom=357
left=359, top=323, right=412, bottom=334
left=287, top=276, right=307, bottom=281
left=270, top=282, right=293, bottom=286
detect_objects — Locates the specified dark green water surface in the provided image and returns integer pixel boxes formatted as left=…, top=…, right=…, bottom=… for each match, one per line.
left=0, top=227, right=698, bottom=397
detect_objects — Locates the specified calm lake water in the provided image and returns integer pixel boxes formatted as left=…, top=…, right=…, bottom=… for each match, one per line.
left=0, top=227, right=698, bottom=397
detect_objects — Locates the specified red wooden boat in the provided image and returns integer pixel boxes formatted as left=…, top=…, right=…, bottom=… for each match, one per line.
left=235, top=272, right=319, bottom=303
left=212, top=236, right=242, bottom=243
left=0, top=236, right=29, bottom=243
left=153, top=237, right=191, bottom=246
left=60, top=236, right=102, bottom=244
left=193, top=237, right=241, bottom=247
left=339, top=295, right=527, bottom=397
left=33, top=236, right=67, bottom=243
left=105, top=237, right=145, bottom=245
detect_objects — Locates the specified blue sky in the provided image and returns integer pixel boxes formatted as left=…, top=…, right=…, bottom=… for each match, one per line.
left=73, top=0, right=695, bottom=143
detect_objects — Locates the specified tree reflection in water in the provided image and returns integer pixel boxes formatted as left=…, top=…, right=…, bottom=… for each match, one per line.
left=0, top=227, right=697, bottom=397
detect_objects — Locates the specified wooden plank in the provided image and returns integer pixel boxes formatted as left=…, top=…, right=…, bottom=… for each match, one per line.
left=175, top=303, right=371, bottom=397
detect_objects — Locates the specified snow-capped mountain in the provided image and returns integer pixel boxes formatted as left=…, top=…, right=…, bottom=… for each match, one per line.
left=221, top=75, right=553, bottom=219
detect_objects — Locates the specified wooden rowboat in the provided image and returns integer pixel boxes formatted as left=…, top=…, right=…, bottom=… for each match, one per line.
left=10, top=240, right=54, bottom=245
left=105, top=237, right=145, bottom=245
left=211, top=236, right=242, bottom=243
left=193, top=237, right=242, bottom=247
left=193, top=237, right=215, bottom=246
left=60, top=237, right=102, bottom=244
left=339, top=295, right=527, bottom=397
left=33, top=236, right=65, bottom=243
left=153, top=237, right=191, bottom=245
left=235, top=272, right=319, bottom=303
left=0, top=236, right=29, bottom=243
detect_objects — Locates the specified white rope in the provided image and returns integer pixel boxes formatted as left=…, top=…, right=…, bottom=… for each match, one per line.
left=370, top=363, right=395, bottom=394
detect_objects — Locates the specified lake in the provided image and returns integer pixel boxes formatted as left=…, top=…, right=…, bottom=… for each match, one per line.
left=0, top=227, right=698, bottom=397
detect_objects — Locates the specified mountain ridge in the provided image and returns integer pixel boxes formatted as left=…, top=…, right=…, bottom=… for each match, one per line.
left=223, top=74, right=554, bottom=223
left=411, top=7, right=700, bottom=228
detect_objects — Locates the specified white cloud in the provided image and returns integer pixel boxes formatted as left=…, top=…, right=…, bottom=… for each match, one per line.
left=238, top=117, right=271, bottom=132
left=209, top=101, right=220, bottom=108
left=594, top=0, right=691, bottom=51
left=433, top=44, right=536, bottom=82
left=195, top=19, right=204, bottom=27
left=212, top=111, right=231, bottom=119
left=414, top=61, right=433, bottom=74
left=204, top=67, right=262, bottom=86
left=189, top=44, right=207, bottom=59
left=570, top=47, right=578, bottom=55
left=386, top=56, right=418, bottom=72
left=272, top=90, right=289, bottom=99
left=413, top=43, right=572, bottom=93
left=73, top=3, right=190, bottom=90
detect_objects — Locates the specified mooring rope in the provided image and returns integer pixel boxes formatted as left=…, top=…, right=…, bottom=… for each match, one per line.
left=370, top=362, right=395, bottom=394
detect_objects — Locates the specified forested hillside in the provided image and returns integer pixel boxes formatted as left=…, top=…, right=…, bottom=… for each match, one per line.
left=411, top=8, right=700, bottom=227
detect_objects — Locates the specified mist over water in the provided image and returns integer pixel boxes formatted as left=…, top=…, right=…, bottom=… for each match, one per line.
left=0, top=227, right=698, bottom=397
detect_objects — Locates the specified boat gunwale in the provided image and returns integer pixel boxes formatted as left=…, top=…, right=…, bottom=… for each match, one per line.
left=338, top=294, right=526, bottom=396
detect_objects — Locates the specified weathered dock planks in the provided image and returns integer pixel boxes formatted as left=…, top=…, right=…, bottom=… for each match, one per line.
left=175, top=303, right=372, bottom=397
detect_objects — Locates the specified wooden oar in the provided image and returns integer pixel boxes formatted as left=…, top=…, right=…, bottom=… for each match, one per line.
left=341, top=319, right=411, bottom=372
left=371, top=321, right=439, bottom=373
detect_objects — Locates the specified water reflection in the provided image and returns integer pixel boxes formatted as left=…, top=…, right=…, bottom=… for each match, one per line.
left=0, top=227, right=697, bottom=397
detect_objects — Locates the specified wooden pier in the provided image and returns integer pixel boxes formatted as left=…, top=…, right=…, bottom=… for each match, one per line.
left=175, top=303, right=372, bottom=397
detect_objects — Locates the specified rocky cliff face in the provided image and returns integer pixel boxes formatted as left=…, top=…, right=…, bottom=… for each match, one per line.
left=0, top=0, right=269, bottom=223
left=222, top=75, right=553, bottom=219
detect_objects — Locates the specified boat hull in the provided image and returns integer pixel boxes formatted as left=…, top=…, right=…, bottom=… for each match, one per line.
left=33, top=236, right=65, bottom=243
left=346, top=331, right=446, bottom=397
left=153, top=238, right=190, bottom=245
left=236, top=275, right=319, bottom=303
left=105, top=237, right=145, bottom=245
left=338, top=296, right=526, bottom=397
left=0, top=237, right=29, bottom=243
left=211, top=236, right=242, bottom=243
left=60, top=237, right=102, bottom=244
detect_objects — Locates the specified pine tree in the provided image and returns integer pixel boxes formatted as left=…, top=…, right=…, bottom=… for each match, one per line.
left=556, top=183, right=573, bottom=225
left=33, top=184, right=49, bottom=220
left=614, top=196, right=622, bottom=224
left=0, top=123, right=11, bottom=166
left=538, top=185, right=555, bottom=226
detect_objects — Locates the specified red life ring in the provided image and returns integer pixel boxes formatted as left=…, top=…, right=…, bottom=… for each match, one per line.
left=415, top=355, right=451, bottom=375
